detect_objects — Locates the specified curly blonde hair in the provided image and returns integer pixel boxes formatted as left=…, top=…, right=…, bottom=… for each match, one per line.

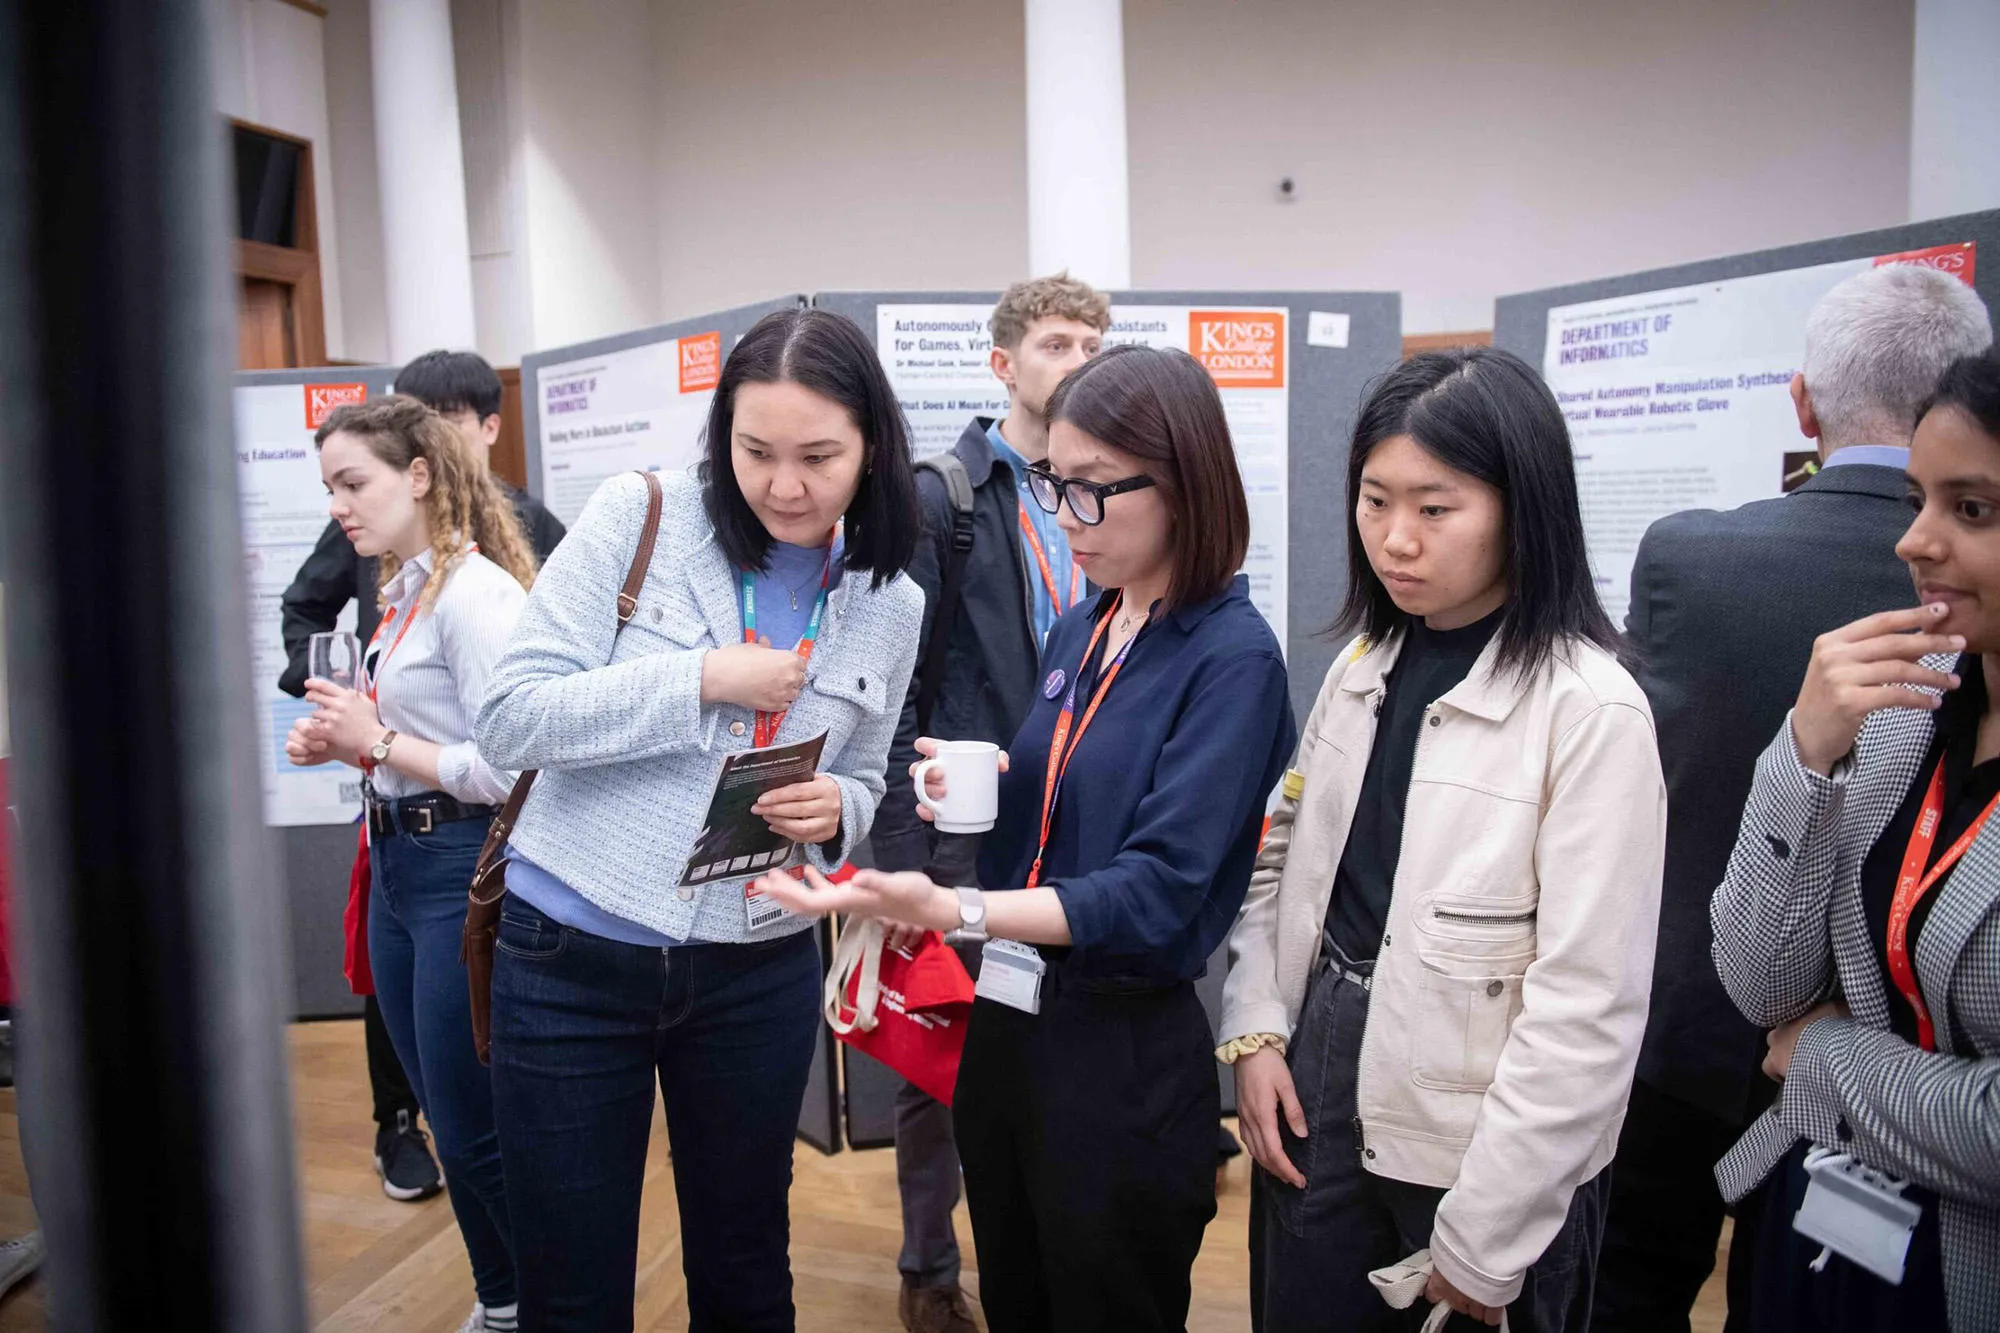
left=314, top=394, right=537, bottom=615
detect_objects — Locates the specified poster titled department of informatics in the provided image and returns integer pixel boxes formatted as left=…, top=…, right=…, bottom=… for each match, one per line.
left=1543, top=241, right=1975, bottom=625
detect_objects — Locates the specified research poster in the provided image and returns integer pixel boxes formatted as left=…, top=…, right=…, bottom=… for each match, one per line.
left=874, top=303, right=1291, bottom=646
left=1544, top=241, right=1975, bottom=624
left=233, top=379, right=371, bottom=827
left=535, top=330, right=722, bottom=525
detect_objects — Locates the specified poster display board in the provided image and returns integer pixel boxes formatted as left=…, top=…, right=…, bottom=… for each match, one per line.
left=822, top=288, right=1401, bottom=1143
left=872, top=299, right=1293, bottom=644
left=234, top=370, right=394, bottom=828
left=1496, top=211, right=2000, bottom=624
left=523, top=297, right=807, bottom=525
left=235, top=367, right=396, bottom=1022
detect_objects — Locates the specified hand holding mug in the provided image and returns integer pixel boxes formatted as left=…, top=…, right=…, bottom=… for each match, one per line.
left=909, top=737, right=1007, bottom=833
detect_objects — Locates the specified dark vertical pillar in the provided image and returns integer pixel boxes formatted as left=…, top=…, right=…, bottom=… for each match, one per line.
left=0, top=2, right=308, bottom=1328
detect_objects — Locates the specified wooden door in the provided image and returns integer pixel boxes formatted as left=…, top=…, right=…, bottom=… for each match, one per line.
left=238, top=278, right=297, bottom=370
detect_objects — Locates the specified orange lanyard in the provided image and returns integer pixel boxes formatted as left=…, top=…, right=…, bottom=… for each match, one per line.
left=740, top=541, right=834, bottom=748
left=364, top=604, right=419, bottom=705
left=1017, top=505, right=1082, bottom=617
left=364, top=548, right=468, bottom=703
left=1027, top=594, right=1139, bottom=888
left=1890, top=756, right=2000, bottom=1050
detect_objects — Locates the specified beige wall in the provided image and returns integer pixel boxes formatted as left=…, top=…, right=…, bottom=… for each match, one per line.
left=1125, top=0, right=1915, bottom=332
left=517, top=0, right=663, bottom=349
left=651, top=0, right=1029, bottom=321
left=284, top=0, right=1926, bottom=358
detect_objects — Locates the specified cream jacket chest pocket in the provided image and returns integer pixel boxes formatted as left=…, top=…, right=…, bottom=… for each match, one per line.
left=810, top=665, right=890, bottom=716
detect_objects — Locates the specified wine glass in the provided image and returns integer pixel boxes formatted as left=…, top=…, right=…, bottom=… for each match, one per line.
left=308, top=631, right=362, bottom=692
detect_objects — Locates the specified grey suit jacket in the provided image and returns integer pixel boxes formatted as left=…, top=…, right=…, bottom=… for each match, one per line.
left=1713, top=690, right=2000, bottom=1330
left=1625, top=463, right=1914, bottom=1123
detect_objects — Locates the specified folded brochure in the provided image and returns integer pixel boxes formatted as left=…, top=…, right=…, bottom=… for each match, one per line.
left=682, top=733, right=828, bottom=914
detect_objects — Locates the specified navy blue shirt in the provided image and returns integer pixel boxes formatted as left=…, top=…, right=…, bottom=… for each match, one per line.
left=977, top=575, right=1295, bottom=983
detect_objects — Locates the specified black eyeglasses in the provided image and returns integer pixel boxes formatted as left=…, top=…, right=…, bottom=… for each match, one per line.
left=1024, top=465, right=1157, bottom=526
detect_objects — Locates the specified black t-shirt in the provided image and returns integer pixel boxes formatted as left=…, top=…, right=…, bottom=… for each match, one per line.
left=1326, top=607, right=1505, bottom=961
left=1858, top=655, right=1999, bottom=1044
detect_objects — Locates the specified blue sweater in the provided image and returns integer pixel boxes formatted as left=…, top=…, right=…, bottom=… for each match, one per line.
left=979, top=575, right=1294, bottom=982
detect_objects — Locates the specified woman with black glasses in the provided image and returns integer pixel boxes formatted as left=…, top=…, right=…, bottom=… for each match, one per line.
left=761, top=344, right=1297, bottom=1332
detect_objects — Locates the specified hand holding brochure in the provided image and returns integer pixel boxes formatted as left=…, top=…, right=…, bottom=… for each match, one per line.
left=682, top=732, right=829, bottom=889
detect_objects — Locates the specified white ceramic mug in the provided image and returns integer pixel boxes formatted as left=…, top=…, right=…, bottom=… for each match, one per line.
left=912, top=740, right=1001, bottom=834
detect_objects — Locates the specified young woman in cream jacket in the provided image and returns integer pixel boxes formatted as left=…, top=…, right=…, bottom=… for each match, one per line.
left=1220, top=348, right=1667, bottom=1332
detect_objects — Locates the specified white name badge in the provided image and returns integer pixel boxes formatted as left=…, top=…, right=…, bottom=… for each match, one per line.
left=1793, top=1150, right=1922, bottom=1285
left=976, top=939, right=1045, bottom=1014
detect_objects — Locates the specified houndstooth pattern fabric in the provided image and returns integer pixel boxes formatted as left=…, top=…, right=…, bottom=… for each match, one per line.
left=1710, top=655, right=2000, bottom=1329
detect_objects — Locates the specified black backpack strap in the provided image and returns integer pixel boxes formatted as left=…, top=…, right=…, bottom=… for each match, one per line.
left=914, top=452, right=976, bottom=734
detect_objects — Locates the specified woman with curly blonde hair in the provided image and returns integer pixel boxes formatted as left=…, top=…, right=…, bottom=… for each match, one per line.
left=286, top=393, right=534, bottom=1333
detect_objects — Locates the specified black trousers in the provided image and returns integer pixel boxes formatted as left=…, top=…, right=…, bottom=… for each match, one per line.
left=364, top=992, right=421, bottom=1128
left=953, top=975, right=1218, bottom=1333
left=1591, top=1078, right=1759, bottom=1332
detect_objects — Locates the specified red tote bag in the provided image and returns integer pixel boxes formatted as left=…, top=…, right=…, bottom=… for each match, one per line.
left=824, top=918, right=975, bottom=1106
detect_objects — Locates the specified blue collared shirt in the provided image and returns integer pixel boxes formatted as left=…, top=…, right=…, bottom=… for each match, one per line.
left=987, top=419, right=1078, bottom=647
left=1820, top=445, right=1911, bottom=471
left=977, top=575, right=1295, bottom=983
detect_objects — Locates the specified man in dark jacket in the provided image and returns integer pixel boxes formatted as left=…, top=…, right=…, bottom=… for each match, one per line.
left=277, top=349, right=565, bottom=1204
left=874, top=274, right=1109, bottom=1333
left=1593, top=263, right=1991, bottom=1330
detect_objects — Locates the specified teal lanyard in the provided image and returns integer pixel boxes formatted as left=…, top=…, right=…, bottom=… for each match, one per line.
left=739, top=555, right=831, bottom=747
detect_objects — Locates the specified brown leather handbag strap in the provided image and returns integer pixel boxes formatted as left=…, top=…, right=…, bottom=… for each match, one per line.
left=469, top=469, right=665, bottom=904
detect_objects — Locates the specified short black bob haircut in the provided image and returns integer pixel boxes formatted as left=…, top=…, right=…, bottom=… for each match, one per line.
left=1335, top=346, right=1620, bottom=678
left=1045, top=343, right=1250, bottom=610
left=700, top=308, right=920, bottom=587
left=394, top=349, right=504, bottom=421
left=1917, top=351, right=2000, bottom=441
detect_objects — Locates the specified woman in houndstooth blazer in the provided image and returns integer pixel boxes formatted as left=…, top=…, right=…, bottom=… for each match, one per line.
left=1712, top=353, right=2000, bottom=1332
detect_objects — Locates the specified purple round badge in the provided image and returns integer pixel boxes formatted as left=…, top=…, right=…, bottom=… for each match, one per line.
left=1043, top=668, right=1067, bottom=700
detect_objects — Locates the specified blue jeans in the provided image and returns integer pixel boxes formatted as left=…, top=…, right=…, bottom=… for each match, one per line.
left=369, top=813, right=516, bottom=1308
left=488, top=895, right=822, bottom=1332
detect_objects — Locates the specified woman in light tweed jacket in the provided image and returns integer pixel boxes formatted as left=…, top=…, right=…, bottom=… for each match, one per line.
left=1713, top=354, right=2000, bottom=1331
left=474, top=309, right=923, bottom=1332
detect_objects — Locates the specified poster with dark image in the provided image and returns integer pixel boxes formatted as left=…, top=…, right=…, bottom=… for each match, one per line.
left=1782, top=450, right=1820, bottom=492
left=683, top=732, right=828, bottom=886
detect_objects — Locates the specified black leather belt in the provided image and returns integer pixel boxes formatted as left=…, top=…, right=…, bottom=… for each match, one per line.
left=366, top=790, right=497, bottom=839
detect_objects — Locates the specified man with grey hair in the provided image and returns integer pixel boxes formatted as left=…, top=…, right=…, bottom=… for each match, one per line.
left=1592, top=262, right=1991, bottom=1332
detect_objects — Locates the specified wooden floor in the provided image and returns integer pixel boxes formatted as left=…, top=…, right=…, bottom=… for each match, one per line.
left=0, top=1020, right=1732, bottom=1330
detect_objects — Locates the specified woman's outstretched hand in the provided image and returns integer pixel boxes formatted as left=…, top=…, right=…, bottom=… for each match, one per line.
left=751, top=863, right=958, bottom=934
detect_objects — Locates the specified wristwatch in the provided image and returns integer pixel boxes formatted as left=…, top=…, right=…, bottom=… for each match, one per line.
left=944, top=887, right=988, bottom=946
left=367, top=728, right=399, bottom=769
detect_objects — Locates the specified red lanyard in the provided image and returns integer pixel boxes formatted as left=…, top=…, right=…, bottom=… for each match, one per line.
left=1017, top=506, right=1082, bottom=617
left=1890, top=755, right=2000, bottom=1050
left=740, top=542, right=834, bottom=748
left=1027, top=594, right=1139, bottom=888
left=364, top=548, right=468, bottom=703
left=364, top=605, right=419, bottom=704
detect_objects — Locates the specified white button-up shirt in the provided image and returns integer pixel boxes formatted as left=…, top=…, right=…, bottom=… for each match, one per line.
left=366, top=548, right=526, bottom=805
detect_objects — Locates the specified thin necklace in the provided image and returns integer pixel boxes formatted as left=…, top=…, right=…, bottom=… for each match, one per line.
left=784, top=554, right=829, bottom=611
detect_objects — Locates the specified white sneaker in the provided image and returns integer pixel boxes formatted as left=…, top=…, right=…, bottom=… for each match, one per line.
left=0, top=1231, right=43, bottom=1303
left=456, top=1301, right=518, bottom=1332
